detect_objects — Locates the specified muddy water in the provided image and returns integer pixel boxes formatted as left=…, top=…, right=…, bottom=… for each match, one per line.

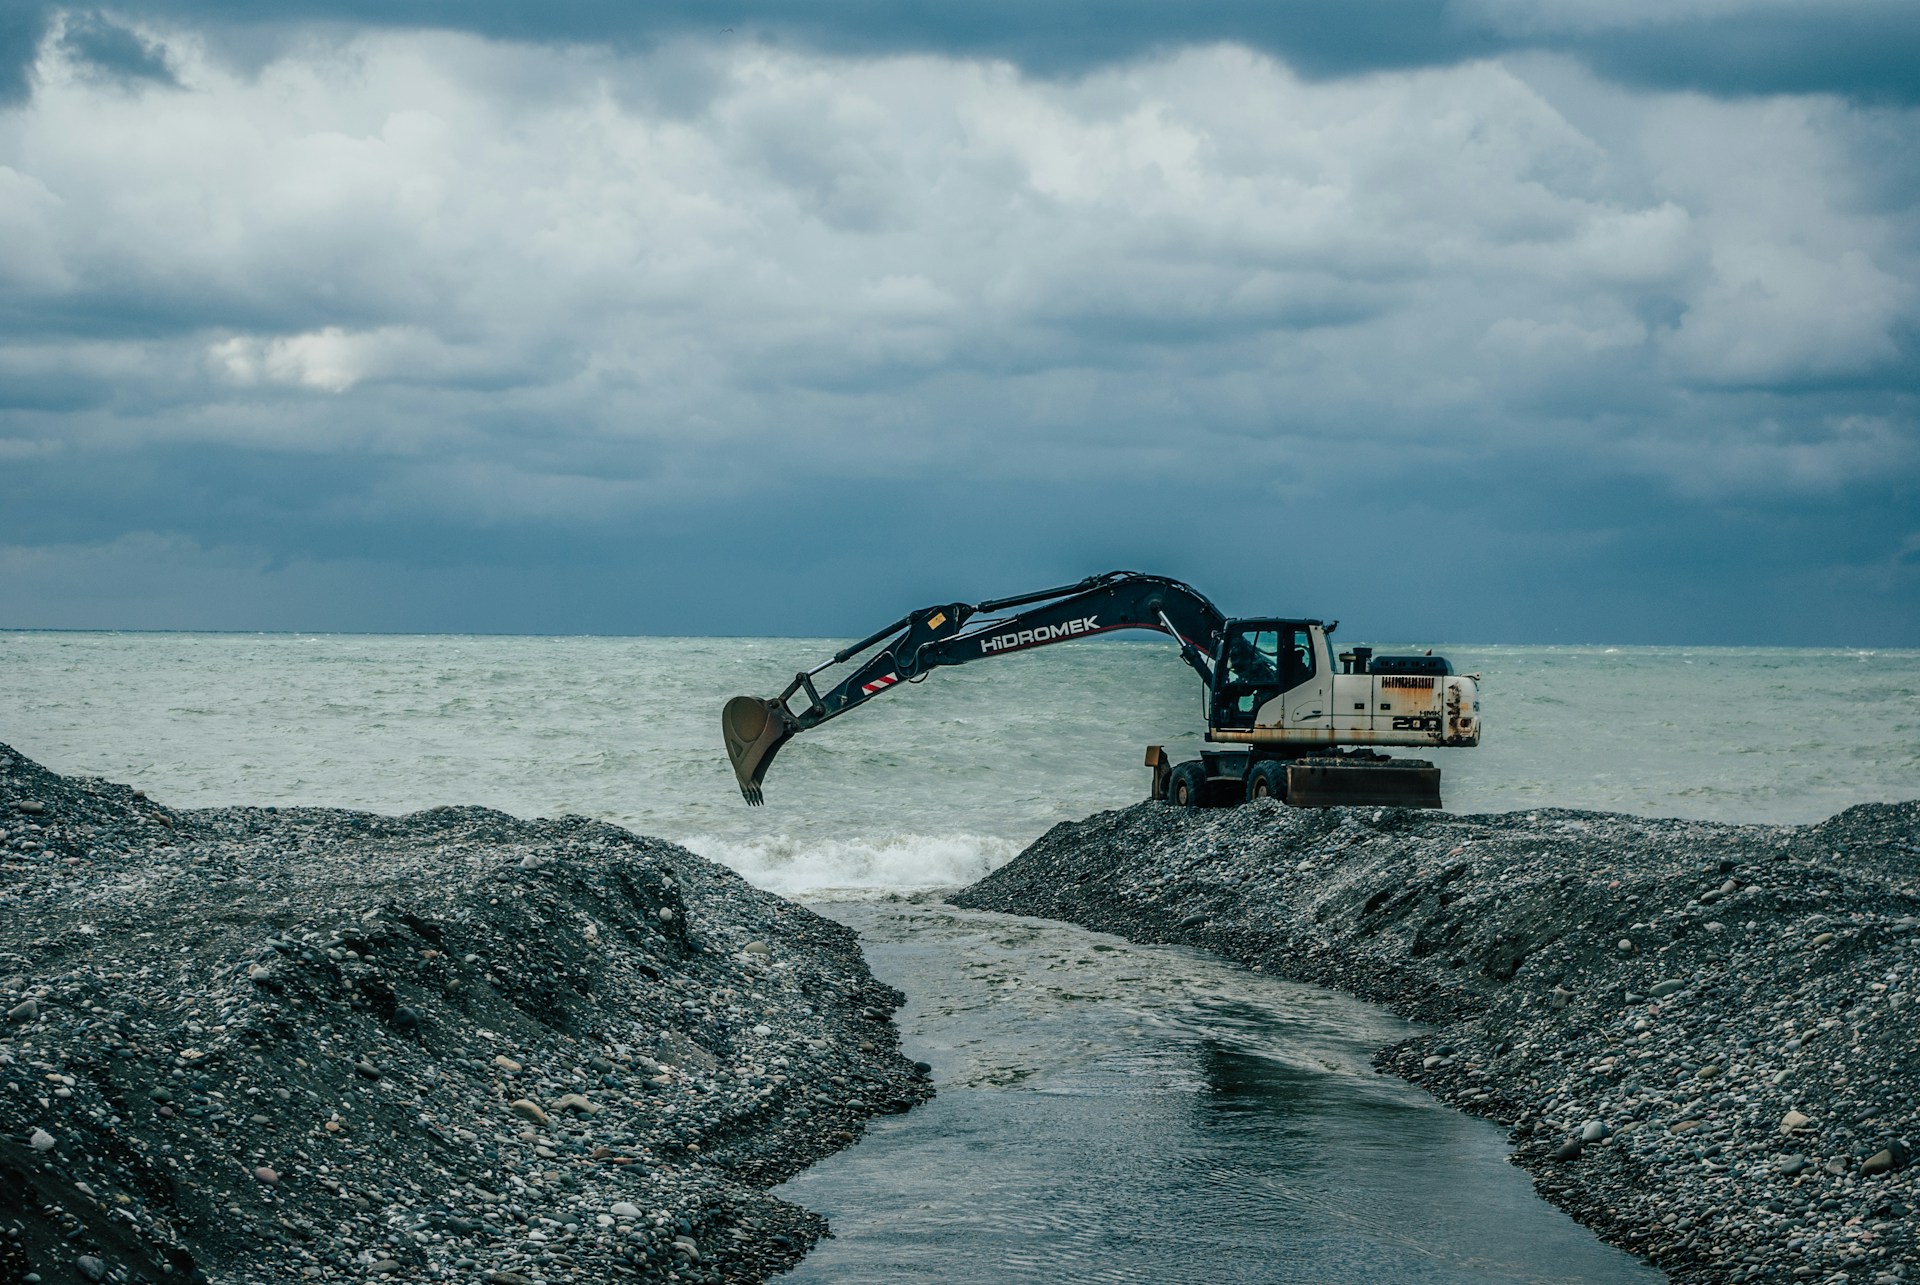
left=776, top=898, right=1662, bottom=1284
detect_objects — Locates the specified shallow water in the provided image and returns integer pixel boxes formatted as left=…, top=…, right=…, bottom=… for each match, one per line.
left=777, top=899, right=1662, bottom=1284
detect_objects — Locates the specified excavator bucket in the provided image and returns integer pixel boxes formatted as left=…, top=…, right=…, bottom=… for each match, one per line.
left=722, top=696, right=798, bottom=806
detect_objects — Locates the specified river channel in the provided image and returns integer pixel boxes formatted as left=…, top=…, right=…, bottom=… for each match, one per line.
left=775, top=896, right=1663, bottom=1284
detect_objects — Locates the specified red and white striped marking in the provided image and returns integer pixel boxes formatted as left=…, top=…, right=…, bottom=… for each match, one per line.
left=860, top=673, right=899, bottom=695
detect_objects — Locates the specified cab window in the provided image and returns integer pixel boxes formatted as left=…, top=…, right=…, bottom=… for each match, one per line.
left=1225, top=628, right=1280, bottom=687
left=1281, top=627, right=1315, bottom=687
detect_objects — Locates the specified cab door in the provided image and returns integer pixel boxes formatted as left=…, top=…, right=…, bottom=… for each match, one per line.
left=1280, top=626, right=1331, bottom=732
left=1212, top=625, right=1285, bottom=730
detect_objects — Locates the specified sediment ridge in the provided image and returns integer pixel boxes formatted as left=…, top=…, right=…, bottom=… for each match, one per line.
left=953, top=797, right=1920, bottom=1285
left=0, top=744, right=931, bottom=1285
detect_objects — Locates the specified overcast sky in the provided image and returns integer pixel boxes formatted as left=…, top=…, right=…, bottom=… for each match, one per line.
left=1, top=3, right=1915, bottom=644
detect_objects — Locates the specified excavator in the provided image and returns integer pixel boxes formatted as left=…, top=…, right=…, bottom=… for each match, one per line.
left=721, top=571, right=1480, bottom=810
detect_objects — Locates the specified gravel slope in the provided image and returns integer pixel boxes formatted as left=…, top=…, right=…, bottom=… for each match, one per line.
left=0, top=745, right=931, bottom=1285
left=953, top=797, right=1920, bottom=1285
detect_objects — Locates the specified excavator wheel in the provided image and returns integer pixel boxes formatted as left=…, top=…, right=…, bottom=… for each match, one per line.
left=1245, top=760, right=1287, bottom=804
left=1167, top=761, right=1209, bottom=808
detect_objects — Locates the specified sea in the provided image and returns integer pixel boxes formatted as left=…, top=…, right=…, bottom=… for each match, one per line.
left=2, top=632, right=1914, bottom=893
left=5, top=631, right=1914, bottom=1282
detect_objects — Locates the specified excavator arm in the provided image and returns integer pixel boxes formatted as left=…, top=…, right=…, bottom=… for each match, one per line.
left=722, top=571, right=1226, bottom=803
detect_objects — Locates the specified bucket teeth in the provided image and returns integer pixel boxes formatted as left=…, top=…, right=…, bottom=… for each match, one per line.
left=722, top=696, right=796, bottom=805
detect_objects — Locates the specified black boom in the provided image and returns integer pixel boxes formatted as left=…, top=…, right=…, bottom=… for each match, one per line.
left=721, top=571, right=1226, bottom=803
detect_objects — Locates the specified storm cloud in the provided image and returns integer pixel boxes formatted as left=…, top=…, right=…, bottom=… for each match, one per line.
left=1, top=8, right=1915, bottom=642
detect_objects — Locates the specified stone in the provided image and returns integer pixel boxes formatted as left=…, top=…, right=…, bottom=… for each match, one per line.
left=552, top=1093, right=599, bottom=1115
left=509, top=1098, right=548, bottom=1125
left=14, top=800, right=45, bottom=815
left=493, top=1055, right=523, bottom=1073
left=254, top=1166, right=279, bottom=1183
left=486, top=1273, right=533, bottom=1285
left=369, top=1260, right=401, bottom=1274
left=1649, top=980, right=1686, bottom=998
left=611, top=1201, right=643, bottom=1220
left=658, top=907, right=675, bottom=921
left=1862, top=1144, right=1910, bottom=1177
left=1778, top=1154, right=1810, bottom=1176
left=743, top=941, right=771, bottom=955
left=354, top=1060, right=382, bottom=1079
left=1808, top=932, right=1834, bottom=947
left=1781, top=1110, right=1812, bottom=1133
left=1581, top=1120, right=1609, bottom=1143
left=1552, top=1137, right=1584, bottom=1161
left=75, top=1257, right=105, bottom=1283
left=7, top=998, right=37, bottom=1022
left=29, top=1128, right=54, bottom=1151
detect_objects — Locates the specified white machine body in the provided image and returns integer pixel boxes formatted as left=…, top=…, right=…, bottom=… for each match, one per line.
left=1204, top=624, right=1480, bottom=750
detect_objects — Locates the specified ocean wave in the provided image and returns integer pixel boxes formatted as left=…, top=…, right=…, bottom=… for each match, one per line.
left=682, top=831, right=1026, bottom=896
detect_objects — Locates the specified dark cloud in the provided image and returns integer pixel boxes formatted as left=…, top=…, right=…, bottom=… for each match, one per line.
left=2, top=440, right=1914, bottom=643
left=1574, top=7, right=1920, bottom=105
left=60, top=10, right=177, bottom=85
left=6, top=2, right=1920, bottom=101
left=0, top=6, right=50, bottom=104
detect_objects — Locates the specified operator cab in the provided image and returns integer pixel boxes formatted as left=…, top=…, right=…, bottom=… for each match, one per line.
left=1212, top=618, right=1320, bottom=731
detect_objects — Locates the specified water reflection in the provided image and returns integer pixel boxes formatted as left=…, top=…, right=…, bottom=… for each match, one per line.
left=777, top=899, right=1662, bottom=1284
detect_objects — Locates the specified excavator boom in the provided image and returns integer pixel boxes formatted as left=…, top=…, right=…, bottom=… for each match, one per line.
left=723, top=571, right=1225, bottom=803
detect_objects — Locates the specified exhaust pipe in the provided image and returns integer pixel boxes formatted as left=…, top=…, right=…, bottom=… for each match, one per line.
left=722, top=696, right=800, bottom=806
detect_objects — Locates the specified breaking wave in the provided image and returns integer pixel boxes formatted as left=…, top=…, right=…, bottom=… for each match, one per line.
left=683, top=831, right=1026, bottom=897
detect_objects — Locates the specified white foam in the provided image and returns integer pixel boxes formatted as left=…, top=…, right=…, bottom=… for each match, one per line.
left=682, top=831, right=1025, bottom=896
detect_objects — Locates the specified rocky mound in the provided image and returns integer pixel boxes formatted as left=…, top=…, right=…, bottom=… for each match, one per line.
left=954, top=798, right=1920, bottom=1285
left=0, top=744, right=930, bottom=1284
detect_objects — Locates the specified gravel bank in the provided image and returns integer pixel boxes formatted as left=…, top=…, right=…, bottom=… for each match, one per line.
left=0, top=744, right=931, bottom=1285
left=953, top=797, right=1920, bottom=1285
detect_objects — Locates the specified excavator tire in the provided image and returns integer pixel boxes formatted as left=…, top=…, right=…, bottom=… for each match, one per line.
left=1245, top=760, right=1287, bottom=803
left=1167, top=761, right=1209, bottom=808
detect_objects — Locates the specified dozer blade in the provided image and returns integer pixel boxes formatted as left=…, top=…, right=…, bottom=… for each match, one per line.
left=1286, top=757, right=1442, bottom=809
left=723, top=696, right=799, bottom=806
